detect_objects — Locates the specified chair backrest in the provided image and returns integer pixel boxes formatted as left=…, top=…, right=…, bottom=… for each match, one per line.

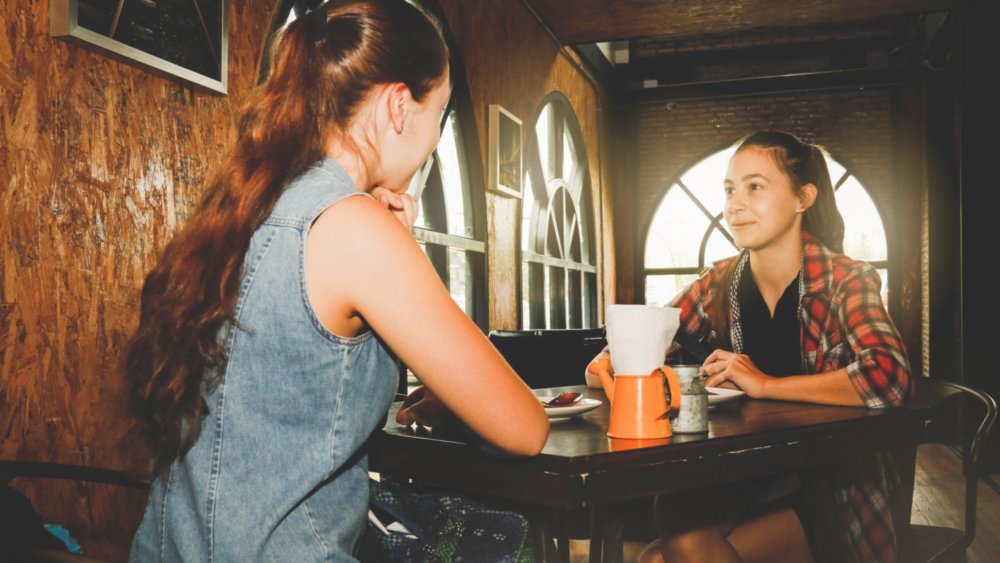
left=1, top=461, right=150, bottom=563
left=488, top=328, right=607, bottom=389
left=902, top=378, right=998, bottom=553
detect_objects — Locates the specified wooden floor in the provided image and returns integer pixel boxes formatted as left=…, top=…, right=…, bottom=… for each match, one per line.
left=569, top=443, right=1000, bottom=562
left=911, top=444, right=1000, bottom=563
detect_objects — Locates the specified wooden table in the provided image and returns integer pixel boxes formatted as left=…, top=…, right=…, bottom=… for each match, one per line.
left=369, top=386, right=916, bottom=562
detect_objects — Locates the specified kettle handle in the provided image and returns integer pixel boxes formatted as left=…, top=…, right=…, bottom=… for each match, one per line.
left=656, top=366, right=682, bottom=415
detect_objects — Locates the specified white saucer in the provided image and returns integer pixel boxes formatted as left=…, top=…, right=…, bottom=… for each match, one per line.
left=539, top=397, right=602, bottom=420
left=706, top=387, right=746, bottom=405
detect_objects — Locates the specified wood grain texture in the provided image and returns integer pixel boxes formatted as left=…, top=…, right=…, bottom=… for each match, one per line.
left=438, top=0, right=610, bottom=329
left=1, top=0, right=270, bottom=559
left=526, top=0, right=961, bottom=44
left=911, top=444, right=1000, bottom=563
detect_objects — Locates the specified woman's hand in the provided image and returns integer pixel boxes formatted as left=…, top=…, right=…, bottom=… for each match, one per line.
left=702, top=349, right=772, bottom=398
left=372, top=187, right=419, bottom=231
left=395, top=386, right=454, bottom=428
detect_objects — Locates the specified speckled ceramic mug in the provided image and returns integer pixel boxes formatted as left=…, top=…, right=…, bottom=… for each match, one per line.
left=669, top=365, right=709, bottom=433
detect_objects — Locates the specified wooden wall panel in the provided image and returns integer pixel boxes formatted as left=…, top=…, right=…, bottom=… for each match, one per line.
left=437, top=0, right=613, bottom=329
left=1, top=1, right=271, bottom=559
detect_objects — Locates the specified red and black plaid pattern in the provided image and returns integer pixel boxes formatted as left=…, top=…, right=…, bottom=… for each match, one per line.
left=666, top=232, right=912, bottom=562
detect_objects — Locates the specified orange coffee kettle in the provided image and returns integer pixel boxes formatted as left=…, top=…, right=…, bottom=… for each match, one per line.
left=589, top=358, right=681, bottom=439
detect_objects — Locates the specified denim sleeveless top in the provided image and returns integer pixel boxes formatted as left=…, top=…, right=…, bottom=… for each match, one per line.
left=130, top=158, right=399, bottom=562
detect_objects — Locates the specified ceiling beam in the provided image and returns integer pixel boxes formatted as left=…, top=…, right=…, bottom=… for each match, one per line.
left=524, top=0, right=961, bottom=44
left=625, top=68, right=915, bottom=105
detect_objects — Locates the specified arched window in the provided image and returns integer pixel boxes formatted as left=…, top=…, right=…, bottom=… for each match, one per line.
left=643, top=145, right=889, bottom=307
left=521, top=94, right=597, bottom=329
left=411, top=98, right=488, bottom=330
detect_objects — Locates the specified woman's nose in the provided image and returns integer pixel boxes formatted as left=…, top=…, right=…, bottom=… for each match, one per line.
left=726, top=193, right=746, bottom=213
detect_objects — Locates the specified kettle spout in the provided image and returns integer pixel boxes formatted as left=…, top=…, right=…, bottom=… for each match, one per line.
left=587, top=357, right=615, bottom=404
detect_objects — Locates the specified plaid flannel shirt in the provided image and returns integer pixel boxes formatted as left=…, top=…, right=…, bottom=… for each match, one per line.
left=667, top=232, right=913, bottom=562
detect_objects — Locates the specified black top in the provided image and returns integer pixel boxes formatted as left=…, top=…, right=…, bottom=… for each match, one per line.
left=738, top=270, right=801, bottom=377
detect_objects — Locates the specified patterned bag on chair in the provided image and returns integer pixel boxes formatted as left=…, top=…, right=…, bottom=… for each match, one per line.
left=358, top=478, right=538, bottom=563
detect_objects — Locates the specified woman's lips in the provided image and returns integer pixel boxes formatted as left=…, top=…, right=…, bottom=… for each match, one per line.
left=730, top=221, right=754, bottom=230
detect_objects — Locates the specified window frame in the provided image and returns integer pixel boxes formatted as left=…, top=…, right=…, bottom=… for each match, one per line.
left=521, top=92, right=598, bottom=329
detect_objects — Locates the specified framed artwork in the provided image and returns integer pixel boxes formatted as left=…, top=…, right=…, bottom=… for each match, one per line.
left=488, top=104, right=522, bottom=198
left=50, top=0, right=228, bottom=94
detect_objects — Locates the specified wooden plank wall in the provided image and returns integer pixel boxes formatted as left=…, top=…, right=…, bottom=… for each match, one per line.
left=1, top=0, right=615, bottom=560
left=1, top=1, right=271, bottom=559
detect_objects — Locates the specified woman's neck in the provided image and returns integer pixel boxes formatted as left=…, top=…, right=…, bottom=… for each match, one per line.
left=748, top=229, right=803, bottom=311
left=325, top=126, right=377, bottom=192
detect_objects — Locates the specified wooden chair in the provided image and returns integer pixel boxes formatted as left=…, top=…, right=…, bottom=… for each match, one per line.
left=897, top=379, right=998, bottom=563
left=487, top=328, right=607, bottom=389
left=0, top=461, right=150, bottom=563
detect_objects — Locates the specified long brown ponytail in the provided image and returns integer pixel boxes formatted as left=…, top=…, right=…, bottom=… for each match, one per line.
left=124, top=0, right=448, bottom=473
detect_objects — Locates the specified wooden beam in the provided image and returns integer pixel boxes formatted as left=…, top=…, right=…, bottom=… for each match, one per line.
left=524, top=0, right=961, bottom=44
left=625, top=68, right=915, bottom=104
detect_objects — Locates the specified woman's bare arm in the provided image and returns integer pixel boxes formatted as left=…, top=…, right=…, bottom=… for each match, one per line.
left=306, top=196, right=549, bottom=456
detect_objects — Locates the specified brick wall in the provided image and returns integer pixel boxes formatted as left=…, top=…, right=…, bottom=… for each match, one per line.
left=628, top=86, right=896, bottom=288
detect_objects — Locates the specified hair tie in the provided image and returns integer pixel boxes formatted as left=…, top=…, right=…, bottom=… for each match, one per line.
left=305, top=7, right=327, bottom=43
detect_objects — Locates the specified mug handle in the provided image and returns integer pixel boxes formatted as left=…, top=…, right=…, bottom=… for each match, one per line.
left=656, top=366, right=682, bottom=415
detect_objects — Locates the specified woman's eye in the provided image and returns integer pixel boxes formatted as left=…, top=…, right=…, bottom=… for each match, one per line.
left=748, top=182, right=762, bottom=191
left=723, top=186, right=734, bottom=196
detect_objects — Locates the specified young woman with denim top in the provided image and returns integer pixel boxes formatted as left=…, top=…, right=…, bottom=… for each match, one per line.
left=124, top=2, right=548, bottom=560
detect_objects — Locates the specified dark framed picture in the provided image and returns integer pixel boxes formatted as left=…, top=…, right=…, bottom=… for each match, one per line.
left=50, top=0, right=228, bottom=94
left=488, top=104, right=523, bottom=198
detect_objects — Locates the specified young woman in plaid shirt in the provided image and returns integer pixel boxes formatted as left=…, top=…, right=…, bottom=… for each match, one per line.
left=591, top=131, right=912, bottom=563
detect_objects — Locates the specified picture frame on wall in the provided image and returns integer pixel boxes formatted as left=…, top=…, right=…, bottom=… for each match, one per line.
left=488, top=104, right=523, bottom=198
left=49, top=0, right=228, bottom=94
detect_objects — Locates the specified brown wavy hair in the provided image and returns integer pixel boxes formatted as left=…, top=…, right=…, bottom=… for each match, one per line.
left=711, top=131, right=846, bottom=347
left=124, top=0, right=448, bottom=473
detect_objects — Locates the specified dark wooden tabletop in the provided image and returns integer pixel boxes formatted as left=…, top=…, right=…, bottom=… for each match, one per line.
left=369, top=385, right=915, bottom=510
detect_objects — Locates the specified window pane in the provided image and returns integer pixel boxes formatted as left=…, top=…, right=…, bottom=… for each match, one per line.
left=645, top=274, right=699, bottom=307
left=437, top=112, right=473, bottom=237
left=547, top=266, right=566, bottom=328
left=877, top=268, right=889, bottom=309
left=535, top=104, right=552, bottom=181
left=542, top=268, right=553, bottom=328
left=645, top=186, right=711, bottom=268
left=522, top=264, right=531, bottom=328
left=680, top=146, right=734, bottom=218
left=705, top=226, right=740, bottom=264
left=567, top=269, right=582, bottom=328
left=836, top=177, right=887, bottom=262
left=413, top=171, right=429, bottom=230
left=521, top=175, right=536, bottom=251
left=448, top=249, right=468, bottom=313
left=826, top=156, right=847, bottom=184
left=568, top=222, right=581, bottom=262
left=523, top=261, right=544, bottom=329
left=584, top=272, right=597, bottom=329
left=562, top=127, right=576, bottom=185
